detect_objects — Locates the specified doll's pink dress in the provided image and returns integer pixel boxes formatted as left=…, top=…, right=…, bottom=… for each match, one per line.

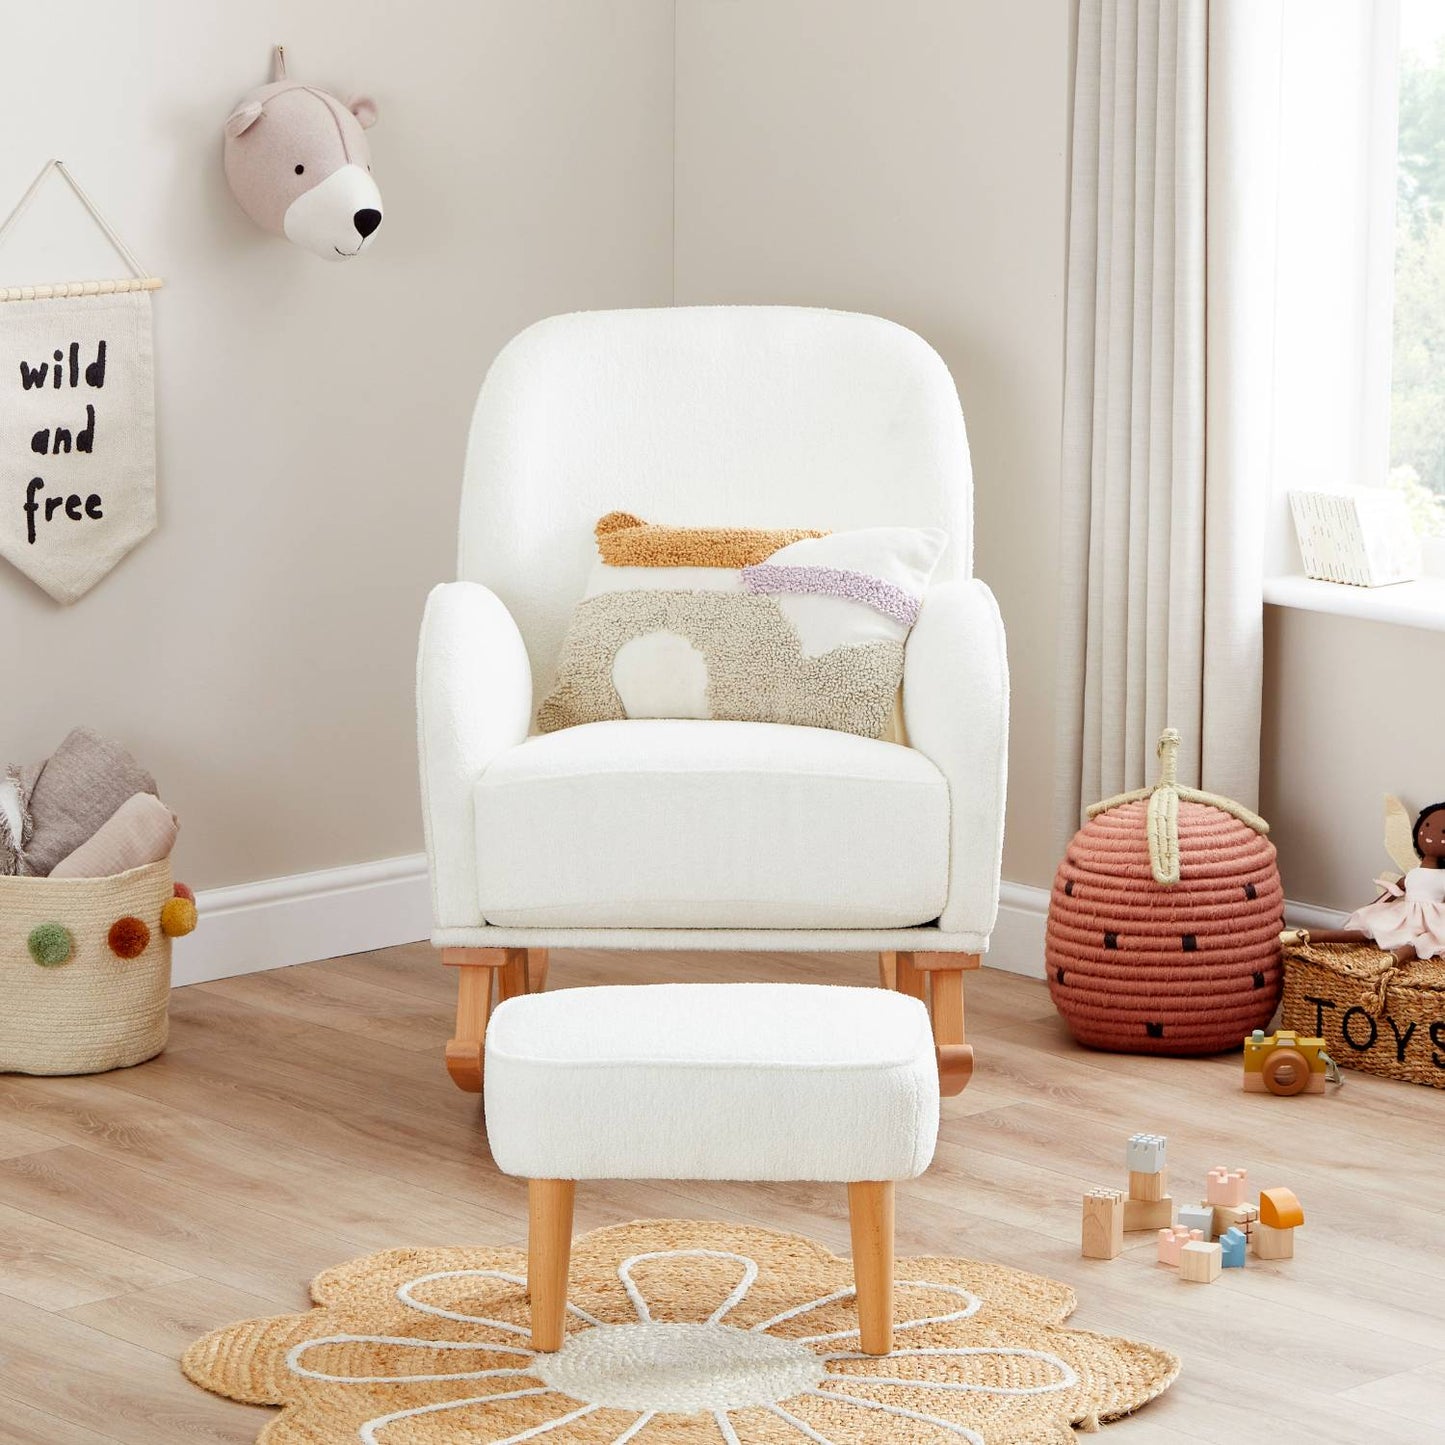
left=1345, top=867, right=1445, bottom=959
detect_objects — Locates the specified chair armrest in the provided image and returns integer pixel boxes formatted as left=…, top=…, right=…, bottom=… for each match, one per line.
left=417, top=582, right=533, bottom=928
left=903, top=578, right=1009, bottom=941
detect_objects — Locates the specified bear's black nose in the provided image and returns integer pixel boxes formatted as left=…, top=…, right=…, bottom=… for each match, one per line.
left=353, top=208, right=382, bottom=238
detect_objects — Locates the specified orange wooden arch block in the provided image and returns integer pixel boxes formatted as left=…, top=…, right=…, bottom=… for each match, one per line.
left=1258, top=1187, right=1304, bottom=1229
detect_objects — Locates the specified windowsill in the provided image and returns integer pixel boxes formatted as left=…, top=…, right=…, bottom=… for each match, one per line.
left=1263, top=573, right=1445, bottom=631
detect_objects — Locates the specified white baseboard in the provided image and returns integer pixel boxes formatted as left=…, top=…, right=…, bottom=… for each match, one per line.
left=172, top=856, right=1352, bottom=989
left=981, top=881, right=1349, bottom=981
left=982, top=881, right=1053, bottom=979
left=174, top=854, right=431, bottom=986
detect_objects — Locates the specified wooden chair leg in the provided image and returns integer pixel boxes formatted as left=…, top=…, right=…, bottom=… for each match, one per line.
left=908, top=952, right=980, bottom=1097
left=498, top=947, right=529, bottom=1002
left=527, top=948, right=550, bottom=994
left=848, top=1180, right=894, bottom=1356
left=442, top=947, right=507, bottom=1092
left=894, top=950, right=928, bottom=1003
left=529, top=1178, right=576, bottom=1351
left=877, top=950, right=898, bottom=990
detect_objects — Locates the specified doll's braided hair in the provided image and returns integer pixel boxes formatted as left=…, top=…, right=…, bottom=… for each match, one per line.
left=1412, top=802, right=1445, bottom=859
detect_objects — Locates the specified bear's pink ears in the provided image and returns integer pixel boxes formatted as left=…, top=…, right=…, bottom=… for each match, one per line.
left=349, top=95, right=378, bottom=129
left=225, top=100, right=264, bottom=138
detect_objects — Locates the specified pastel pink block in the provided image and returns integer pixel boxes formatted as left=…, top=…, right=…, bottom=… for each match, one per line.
left=1157, top=1225, right=1204, bottom=1267
left=1205, top=1166, right=1247, bottom=1207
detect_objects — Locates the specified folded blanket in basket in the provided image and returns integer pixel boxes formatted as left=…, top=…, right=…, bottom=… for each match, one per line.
left=12, top=728, right=157, bottom=876
left=50, top=792, right=179, bottom=879
left=1, top=762, right=42, bottom=876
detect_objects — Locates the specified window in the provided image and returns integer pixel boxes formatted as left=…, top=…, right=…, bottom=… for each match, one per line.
left=1261, top=1, right=1445, bottom=619
left=1392, top=1, right=1445, bottom=561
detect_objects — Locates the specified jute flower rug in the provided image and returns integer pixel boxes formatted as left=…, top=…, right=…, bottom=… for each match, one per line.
left=183, top=1219, right=1179, bottom=1444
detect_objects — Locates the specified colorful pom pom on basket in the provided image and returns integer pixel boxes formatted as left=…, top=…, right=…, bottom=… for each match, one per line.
left=1047, top=729, right=1285, bottom=1055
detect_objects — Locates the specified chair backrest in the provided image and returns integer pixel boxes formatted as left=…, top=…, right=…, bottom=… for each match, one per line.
left=459, top=305, right=973, bottom=691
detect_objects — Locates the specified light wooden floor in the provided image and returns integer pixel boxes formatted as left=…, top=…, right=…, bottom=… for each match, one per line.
left=1, top=944, right=1443, bottom=1444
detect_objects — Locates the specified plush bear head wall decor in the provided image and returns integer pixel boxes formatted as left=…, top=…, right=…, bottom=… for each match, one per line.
left=223, top=47, right=382, bottom=261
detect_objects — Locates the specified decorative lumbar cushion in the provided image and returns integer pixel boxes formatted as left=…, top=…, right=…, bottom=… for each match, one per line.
left=537, top=512, right=947, bottom=739
left=17, top=728, right=157, bottom=877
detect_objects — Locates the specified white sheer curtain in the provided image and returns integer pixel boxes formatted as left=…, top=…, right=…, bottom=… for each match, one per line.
left=1055, top=0, right=1282, bottom=844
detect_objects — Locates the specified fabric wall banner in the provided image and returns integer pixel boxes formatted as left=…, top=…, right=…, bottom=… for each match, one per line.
left=0, top=291, right=157, bottom=602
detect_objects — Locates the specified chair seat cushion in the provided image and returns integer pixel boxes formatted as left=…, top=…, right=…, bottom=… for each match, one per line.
left=483, top=982, right=940, bottom=1181
left=473, top=719, right=949, bottom=928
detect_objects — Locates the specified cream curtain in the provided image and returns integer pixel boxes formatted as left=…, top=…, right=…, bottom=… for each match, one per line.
left=1056, top=0, right=1282, bottom=844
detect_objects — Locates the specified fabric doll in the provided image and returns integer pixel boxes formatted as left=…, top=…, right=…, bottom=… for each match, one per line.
left=1305, top=797, right=1445, bottom=962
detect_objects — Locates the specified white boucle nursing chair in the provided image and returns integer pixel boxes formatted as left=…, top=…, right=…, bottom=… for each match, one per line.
left=417, top=305, right=1008, bottom=1096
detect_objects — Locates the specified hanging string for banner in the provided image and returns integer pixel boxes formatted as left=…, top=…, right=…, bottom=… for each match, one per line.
left=0, top=160, right=164, bottom=302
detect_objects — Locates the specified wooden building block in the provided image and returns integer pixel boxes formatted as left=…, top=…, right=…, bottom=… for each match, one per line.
left=1157, top=1225, right=1204, bottom=1267
left=1258, top=1187, right=1305, bottom=1229
left=1178, top=1202, right=1214, bottom=1239
left=1180, top=1240, right=1222, bottom=1283
left=1212, top=1203, right=1258, bottom=1241
left=1128, top=1167, right=1170, bottom=1202
left=1082, top=1188, right=1125, bottom=1260
left=1205, top=1166, right=1247, bottom=1207
left=1253, top=1222, right=1295, bottom=1260
left=1220, top=1227, right=1247, bottom=1268
left=1124, top=1194, right=1174, bottom=1232
left=1126, top=1132, right=1167, bottom=1173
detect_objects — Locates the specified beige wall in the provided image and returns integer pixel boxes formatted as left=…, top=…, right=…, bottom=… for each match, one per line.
left=674, top=0, right=1072, bottom=886
left=11, top=1, right=1399, bottom=913
left=1261, top=607, right=1445, bottom=912
left=1, top=2, right=674, bottom=889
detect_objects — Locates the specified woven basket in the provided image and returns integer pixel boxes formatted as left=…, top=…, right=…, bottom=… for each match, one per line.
left=1047, top=730, right=1285, bottom=1055
left=1282, top=938, right=1445, bottom=1088
left=0, top=859, right=175, bottom=1075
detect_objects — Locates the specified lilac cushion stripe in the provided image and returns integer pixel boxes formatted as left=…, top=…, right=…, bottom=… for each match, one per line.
left=741, top=563, right=922, bottom=625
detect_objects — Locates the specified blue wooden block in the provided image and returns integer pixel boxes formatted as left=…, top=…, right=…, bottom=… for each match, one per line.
left=1221, top=1226, right=1247, bottom=1268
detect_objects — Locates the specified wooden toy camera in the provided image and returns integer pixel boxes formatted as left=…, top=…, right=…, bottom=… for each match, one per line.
left=1242, top=1028, right=1335, bottom=1096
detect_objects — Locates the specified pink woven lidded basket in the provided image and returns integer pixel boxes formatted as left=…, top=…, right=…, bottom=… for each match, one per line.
left=1047, top=731, right=1285, bottom=1055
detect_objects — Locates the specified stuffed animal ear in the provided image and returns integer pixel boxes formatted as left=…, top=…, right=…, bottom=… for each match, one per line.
left=349, top=95, right=378, bottom=129
left=225, top=101, right=264, bottom=138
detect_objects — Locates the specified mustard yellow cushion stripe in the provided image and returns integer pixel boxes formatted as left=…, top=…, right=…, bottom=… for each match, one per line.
left=595, top=511, right=828, bottom=568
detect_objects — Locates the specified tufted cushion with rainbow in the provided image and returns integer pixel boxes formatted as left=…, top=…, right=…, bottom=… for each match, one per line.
left=1046, top=730, right=1285, bottom=1055
left=535, top=512, right=947, bottom=741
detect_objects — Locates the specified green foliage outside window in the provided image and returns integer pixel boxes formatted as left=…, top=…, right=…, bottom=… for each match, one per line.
left=1393, top=38, right=1445, bottom=532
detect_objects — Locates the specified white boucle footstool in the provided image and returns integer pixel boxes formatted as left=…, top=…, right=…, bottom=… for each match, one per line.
left=483, top=982, right=940, bottom=1356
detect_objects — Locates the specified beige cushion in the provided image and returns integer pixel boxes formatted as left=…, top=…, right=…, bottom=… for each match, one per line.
left=50, top=791, right=178, bottom=879
left=535, top=515, right=947, bottom=741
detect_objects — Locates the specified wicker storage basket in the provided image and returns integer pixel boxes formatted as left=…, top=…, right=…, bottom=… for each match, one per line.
left=1047, top=730, right=1284, bottom=1055
left=0, top=859, right=175, bottom=1075
left=1282, top=938, right=1445, bottom=1088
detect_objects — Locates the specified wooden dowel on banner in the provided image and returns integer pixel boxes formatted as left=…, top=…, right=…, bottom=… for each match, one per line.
left=0, top=277, right=164, bottom=303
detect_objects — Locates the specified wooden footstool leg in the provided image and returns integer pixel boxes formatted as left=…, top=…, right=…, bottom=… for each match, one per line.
left=527, top=948, right=550, bottom=993
left=442, top=947, right=508, bottom=1093
left=848, top=1180, right=894, bottom=1356
left=529, top=1179, right=576, bottom=1351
